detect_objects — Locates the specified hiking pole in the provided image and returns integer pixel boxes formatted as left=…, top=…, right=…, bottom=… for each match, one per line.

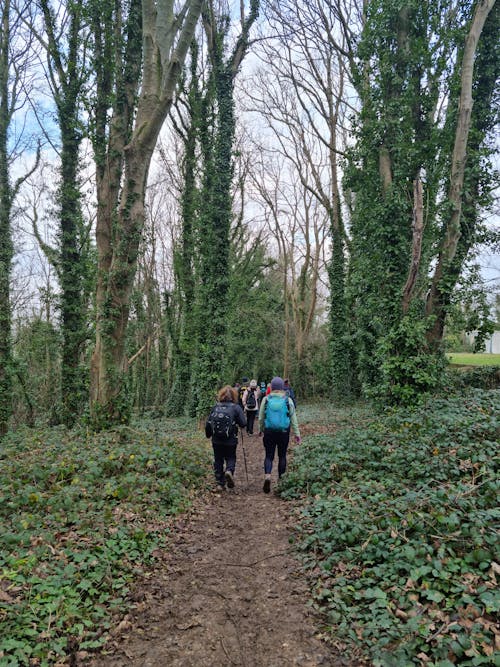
left=240, top=428, right=249, bottom=484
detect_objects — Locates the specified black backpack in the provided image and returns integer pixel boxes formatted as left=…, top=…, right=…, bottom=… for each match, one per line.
left=209, top=403, right=236, bottom=438
left=246, top=389, right=257, bottom=410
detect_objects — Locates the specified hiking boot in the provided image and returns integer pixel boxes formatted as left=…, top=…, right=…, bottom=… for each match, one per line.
left=263, top=474, right=271, bottom=494
left=225, top=470, right=235, bottom=489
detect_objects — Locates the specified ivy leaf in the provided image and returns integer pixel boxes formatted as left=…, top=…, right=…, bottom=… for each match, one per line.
left=422, top=589, right=444, bottom=603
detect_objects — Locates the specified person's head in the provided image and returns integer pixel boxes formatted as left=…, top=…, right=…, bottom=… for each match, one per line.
left=250, top=379, right=257, bottom=388
left=242, top=376, right=249, bottom=384
left=284, top=378, right=290, bottom=387
left=218, top=385, right=237, bottom=403
left=270, top=376, right=284, bottom=391
left=260, top=381, right=266, bottom=389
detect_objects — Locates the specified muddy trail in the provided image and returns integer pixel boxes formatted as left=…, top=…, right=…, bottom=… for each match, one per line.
left=85, top=429, right=356, bottom=667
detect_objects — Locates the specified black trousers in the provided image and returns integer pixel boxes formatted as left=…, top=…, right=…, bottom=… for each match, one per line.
left=212, top=442, right=237, bottom=486
left=246, top=410, right=257, bottom=434
left=263, top=430, right=290, bottom=477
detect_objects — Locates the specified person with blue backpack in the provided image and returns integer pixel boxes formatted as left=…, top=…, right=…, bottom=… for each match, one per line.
left=258, top=376, right=301, bottom=494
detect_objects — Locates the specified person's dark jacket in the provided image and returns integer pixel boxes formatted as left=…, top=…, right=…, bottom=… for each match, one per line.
left=205, top=401, right=246, bottom=446
left=284, top=384, right=296, bottom=407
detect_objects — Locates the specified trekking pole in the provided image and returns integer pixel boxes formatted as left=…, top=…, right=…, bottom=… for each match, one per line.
left=240, top=428, right=249, bottom=484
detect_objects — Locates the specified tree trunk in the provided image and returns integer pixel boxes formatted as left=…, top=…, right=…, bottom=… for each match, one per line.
left=90, top=0, right=203, bottom=426
left=426, top=0, right=496, bottom=346
left=0, top=0, right=11, bottom=435
left=402, top=178, right=424, bottom=313
left=0, top=0, right=38, bottom=433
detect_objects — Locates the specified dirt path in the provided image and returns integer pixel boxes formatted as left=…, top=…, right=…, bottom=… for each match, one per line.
left=85, top=432, right=352, bottom=666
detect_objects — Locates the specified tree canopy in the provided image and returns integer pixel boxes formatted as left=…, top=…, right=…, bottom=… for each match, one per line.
left=0, top=0, right=497, bottom=430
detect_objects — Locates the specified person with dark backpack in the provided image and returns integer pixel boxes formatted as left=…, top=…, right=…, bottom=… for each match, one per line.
left=238, top=377, right=249, bottom=407
left=258, top=376, right=301, bottom=494
left=283, top=378, right=296, bottom=407
left=205, top=385, right=246, bottom=491
left=242, top=379, right=259, bottom=435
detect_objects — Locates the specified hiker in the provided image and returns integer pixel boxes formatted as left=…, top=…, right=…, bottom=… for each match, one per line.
left=258, top=376, right=301, bottom=494
left=205, top=385, right=246, bottom=491
left=284, top=378, right=297, bottom=407
left=242, top=379, right=260, bottom=435
left=259, top=381, right=266, bottom=403
left=238, top=376, right=249, bottom=407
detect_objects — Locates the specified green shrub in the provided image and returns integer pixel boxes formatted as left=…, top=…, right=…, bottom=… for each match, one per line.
left=447, top=366, right=500, bottom=391
left=373, top=313, right=447, bottom=407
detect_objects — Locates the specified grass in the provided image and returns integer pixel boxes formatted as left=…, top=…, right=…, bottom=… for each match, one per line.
left=447, top=352, right=500, bottom=366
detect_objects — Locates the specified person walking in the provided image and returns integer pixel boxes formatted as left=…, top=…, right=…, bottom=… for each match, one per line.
left=205, top=385, right=246, bottom=490
left=242, top=379, right=260, bottom=435
left=258, top=376, right=301, bottom=494
left=283, top=378, right=297, bottom=407
left=238, top=377, right=249, bottom=407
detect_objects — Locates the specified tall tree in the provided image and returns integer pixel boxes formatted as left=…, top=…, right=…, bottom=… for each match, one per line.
left=89, top=0, right=203, bottom=427
left=189, top=0, right=259, bottom=417
left=34, top=0, right=92, bottom=424
left=425, top=0, right=499, bottom=344
left=250, top=152, right=328, bottom=387
left=249, top=0, right=353, bottom=399
left=0, top=0, right=39, bottom=435
left=163, top=0, right=259, bottom=418
left=164, top=39, right=202, bottom=416
left=346, top=0, right=498, bottom=402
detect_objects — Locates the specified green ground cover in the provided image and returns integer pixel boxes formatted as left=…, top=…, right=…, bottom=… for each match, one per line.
left=0, top=418, right=211, bottom=665
left=447, top=353, right=500, bottom=367
left=281, top=390, right=500, bottom=666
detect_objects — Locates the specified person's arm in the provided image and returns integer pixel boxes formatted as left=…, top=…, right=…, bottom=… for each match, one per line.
left=205, top=418, right=213, bottom=438
left=288, top=398, right=300, bottom=439
left=242, top=389, right=248, bottom=408
left=235, top=404, right=247, bottom=429
left=258, top=395, right=267, bottom=433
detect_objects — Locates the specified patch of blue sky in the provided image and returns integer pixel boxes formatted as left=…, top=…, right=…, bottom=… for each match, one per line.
left=10, top=93, right=60, bottom=159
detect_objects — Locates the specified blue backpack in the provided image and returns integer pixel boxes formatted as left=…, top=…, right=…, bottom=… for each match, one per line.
left=264, top=394, right=290, bottom=431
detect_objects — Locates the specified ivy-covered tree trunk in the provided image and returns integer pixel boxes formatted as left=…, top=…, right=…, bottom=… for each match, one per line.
left=0, top=0, right=11, bottom=436
left=347, top=2, right=430, bottom=393
left=165, top=41, right=201, bottom=416
left=0, top=0, right=38, bottom=435
left=189, top=0, right=259, bottom=418
left=90, top=0, right=203, bottom=427
left=425, top=0, right=498, bottom=346
left=38, top=0, right=90, bottom=424
left=346, top=0, right=497, bottom=403
left=327, top=100, right=351, bottom=401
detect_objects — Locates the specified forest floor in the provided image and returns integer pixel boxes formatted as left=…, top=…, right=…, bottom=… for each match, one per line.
left=83, top=425, right=361, bottom=667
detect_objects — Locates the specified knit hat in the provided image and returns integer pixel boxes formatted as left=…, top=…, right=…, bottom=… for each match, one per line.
left=270, top=376, right=284, bottom=390
left=242, top=376, right=249, bottom=383
left=250, top=379, right=257, bottom=388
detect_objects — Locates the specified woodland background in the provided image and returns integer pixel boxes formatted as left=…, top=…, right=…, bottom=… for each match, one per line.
left=0, top=0, right=499, bottom=433
left=0, top=2, right=499, bottom=664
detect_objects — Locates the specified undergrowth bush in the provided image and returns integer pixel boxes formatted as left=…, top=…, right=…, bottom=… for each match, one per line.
left=280, top=390, right=500, bottom=666
left=447, top=366, right=500, bottom=391
left=0, top=418, right=211, bottom=665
